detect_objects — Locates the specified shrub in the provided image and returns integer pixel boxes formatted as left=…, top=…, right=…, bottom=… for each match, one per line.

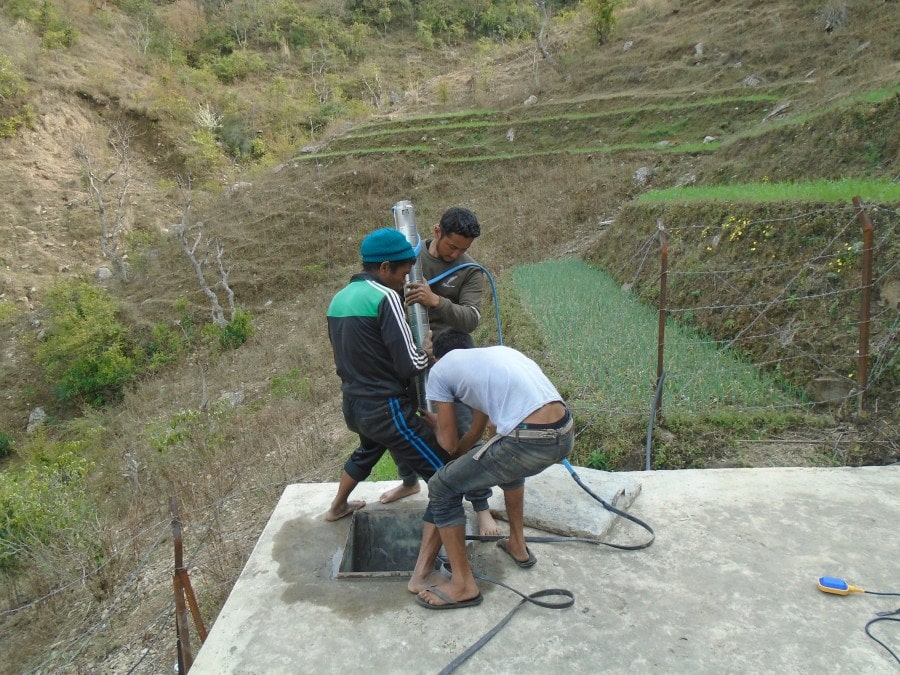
left=0, top=54, right=35, bottom=139
left=0, top=299, right=18, bottom=324
left=0, top=53, right=25, bottom=104
left=147, top=408, right=202, bottom=454
left=173, top=297, right=200, bottom=343
left=185, top=128, right=227, bottom=178
left=337, top=22, right=370, bottom=61
left=35, top=0, right=78, bottom=48
left=207, top=49, right=268, bottom=84
left=435, top=79, right=451, bottom=105
left=218, top=114, right=254, bottom=158
left=2, top=0, right=37, bottom=21
left=218, top=310, right=255, bottom=350
left=146, top=404, right=229, bottom=455
left=348, top=0, right=412, bottom=32
left=146, top=322, right=186, bottom=370
left=41, top=26, right=77, bottom=48
left=583, top=0, right=626, bottom=44
left=286, top=13, right=328, bottom=49
left=476, top=1, right=538, bottom=41
left=415, top=19, right=434, bottom=47
left=249, top=137, right=269, bottom=159
left=35, top=280, right=141, bottom=406
left=218, top=114, right=268, bottom=160
left=0, top=432, right=13, bottom=459
left=307, top=100, right=346, bottom=135
left=0, top=441, right=96, bottom=572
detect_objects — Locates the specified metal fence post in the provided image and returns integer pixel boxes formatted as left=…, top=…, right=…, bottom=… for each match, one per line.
left=851, top=197, right=874, bottom=413
left=656, top=220, right=668, bottom=418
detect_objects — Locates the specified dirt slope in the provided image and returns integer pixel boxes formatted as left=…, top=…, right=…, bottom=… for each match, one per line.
left=0, top=0, right=898, bottom=671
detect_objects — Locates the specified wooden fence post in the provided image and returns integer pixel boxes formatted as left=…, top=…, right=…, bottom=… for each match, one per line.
left=171, top=497, right=193, bottom=673
left=170, top=497, right=208, bottom=673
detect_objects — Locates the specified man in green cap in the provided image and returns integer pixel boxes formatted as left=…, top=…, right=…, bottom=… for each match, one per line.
left=324, top=228, right=453, bottom=522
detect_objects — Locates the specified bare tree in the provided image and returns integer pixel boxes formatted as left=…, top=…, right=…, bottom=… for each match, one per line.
left=77, top=121, right=136, bottom=282
left=131, top=15, right=152, bottom=55
left=173, top=177, right=236, bottom=327
left=309, top=45, right=337, bottom=104
left=359, top=65, right=384, bottom=108
left=535, top=0, right=561, bottom=71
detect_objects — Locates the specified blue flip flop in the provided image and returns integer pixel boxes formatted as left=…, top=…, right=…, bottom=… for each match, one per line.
left=497, top=539, right=537, bottom=568
left=416, top=585, right=483, bottom=610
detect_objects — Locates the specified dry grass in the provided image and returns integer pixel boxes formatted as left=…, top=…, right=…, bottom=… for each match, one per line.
left=1, top=0, right=898, bottom=671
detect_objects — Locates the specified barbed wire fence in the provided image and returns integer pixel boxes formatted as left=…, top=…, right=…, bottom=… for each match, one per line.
left=2, top=201, right=897, bottom=675
left=502, top=200, right=897, bottom=473
left=606, top=200, right=898, bottom=418
left=3, top=450, right=330, bottom=674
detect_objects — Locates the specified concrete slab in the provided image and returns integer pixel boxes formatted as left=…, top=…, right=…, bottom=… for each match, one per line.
left=487, top=463, right=642, bottom=539
left=190, top=466, right=900, bottom=674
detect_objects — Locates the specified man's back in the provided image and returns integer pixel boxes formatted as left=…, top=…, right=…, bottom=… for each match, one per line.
left=327, top=274, right=428, bottom=398
left=426, top=346, right=562, bottom=435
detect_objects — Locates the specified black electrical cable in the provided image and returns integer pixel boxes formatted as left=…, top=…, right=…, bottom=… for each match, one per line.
left=864, top=606, right=900, bottom=664
left=820, top=582, right=900, bottom=663
left=437, top=569, right=574, bottom=675
left=859, top=589, right=900, bottom=664
left=461, top=460, right=656, bottom=552
left=436, top=463, right=656, bottom=674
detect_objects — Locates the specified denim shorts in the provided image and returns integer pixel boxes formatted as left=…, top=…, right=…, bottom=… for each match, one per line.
left=425, top=424, right=573, bottom=528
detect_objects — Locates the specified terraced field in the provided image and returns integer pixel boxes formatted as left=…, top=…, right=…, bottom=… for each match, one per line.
left=299, top=87, right=897, bottom=178
left=285, top=78, right=899, bottom=472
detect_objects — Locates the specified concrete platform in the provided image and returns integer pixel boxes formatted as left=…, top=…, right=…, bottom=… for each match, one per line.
left=190, top=466, right=900, bottom=674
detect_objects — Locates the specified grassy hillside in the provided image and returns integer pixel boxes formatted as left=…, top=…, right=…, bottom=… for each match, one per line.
left=0, top=0, right=898, bottom=671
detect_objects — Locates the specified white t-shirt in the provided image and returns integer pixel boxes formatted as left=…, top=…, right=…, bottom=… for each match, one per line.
left=425, top=346, right=562, bottom=436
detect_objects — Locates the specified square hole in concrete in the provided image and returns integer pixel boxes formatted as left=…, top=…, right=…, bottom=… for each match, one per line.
left=336, top=507, right=473, bottom=580
left=337, top=507, right=423, bottom=579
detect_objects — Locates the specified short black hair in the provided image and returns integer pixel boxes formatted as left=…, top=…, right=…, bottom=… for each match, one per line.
left=439, top=207, right=480, bottom=239
left=362, top=258, right=415, bottom=273
left=433, top=329, right=475, bottom=359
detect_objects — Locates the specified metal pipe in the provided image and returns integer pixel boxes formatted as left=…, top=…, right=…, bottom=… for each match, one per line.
left=852, top=196, right=874, bottom=412
left=656, top=220, right=668, bottom=419
left=392, top=200, right=432, bottom=410
left=645, top=372, right=666, bottom=471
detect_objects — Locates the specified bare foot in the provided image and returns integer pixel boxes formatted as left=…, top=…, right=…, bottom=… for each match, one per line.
left=324, top=500, right=365, bottom=522
left=476, top=510, right=501, bottom=537
left=407, top=569, right=445, bottom=594
left=379, top=482, right=420, bottom=504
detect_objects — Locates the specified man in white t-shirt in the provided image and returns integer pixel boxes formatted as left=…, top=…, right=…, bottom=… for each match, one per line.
left=408, top=330, right=574, bottom=609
